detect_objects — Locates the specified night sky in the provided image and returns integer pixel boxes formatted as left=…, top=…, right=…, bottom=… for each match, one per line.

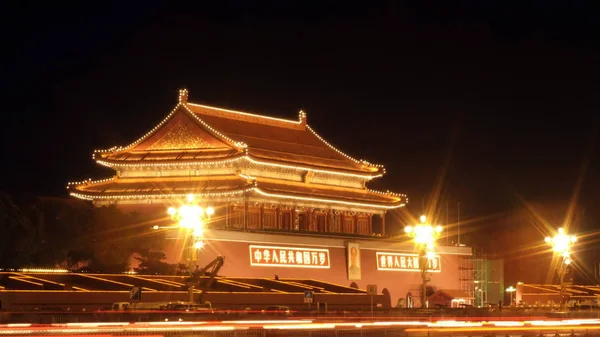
left=2, top=2, right=600, bottom=279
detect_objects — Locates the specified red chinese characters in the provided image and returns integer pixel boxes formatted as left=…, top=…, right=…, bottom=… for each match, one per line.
left=376, top=252, right=441, bottom=272
left=249, top=245, right=330, bottom=268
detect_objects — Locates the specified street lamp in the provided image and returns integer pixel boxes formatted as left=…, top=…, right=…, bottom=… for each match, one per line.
left=167, top=194, right=214, bottom=275
left=544, top=227, right=576, bottom=309
left=405, top=215, right=443, bottom=308
left=506, top=286, right=516, bottom=306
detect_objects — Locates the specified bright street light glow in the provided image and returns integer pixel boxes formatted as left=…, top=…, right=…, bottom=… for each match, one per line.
left=405, top=223, right=442, bottom=252
left=405, top=214, right=443, bottom=309
left=544, top=227, right=576, bottom=310
left=167, top=198, right=214, bottom=238
left=506, top=286, right=516, bottom=306
left=166, top=195, right=214, bottom=276
left=545, top=227, right=576, bottom=259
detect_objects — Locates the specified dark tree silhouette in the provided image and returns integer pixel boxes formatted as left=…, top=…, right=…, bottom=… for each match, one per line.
left=0, top=193, right=173, bottom=274
left=134, top=249, right=177, bottom=275
left=0, top=192, right=36, bottom=268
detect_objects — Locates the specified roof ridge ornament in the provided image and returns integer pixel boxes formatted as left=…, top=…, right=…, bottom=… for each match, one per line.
left=178, top=88, right=189, bottom=104
left=298, top=110, right=307, bottom=125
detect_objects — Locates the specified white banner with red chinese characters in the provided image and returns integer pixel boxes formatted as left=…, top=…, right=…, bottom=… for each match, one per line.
left=249, top=245, right=330, bottom=268
left=376, top=252, right=441, bottom=272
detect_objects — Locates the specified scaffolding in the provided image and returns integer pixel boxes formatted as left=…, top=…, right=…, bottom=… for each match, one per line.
left=459, top=254, right=475, bottom=306
left=473, top=249, right=488, bottom=307
left=460, top=248, right=502, bottom=307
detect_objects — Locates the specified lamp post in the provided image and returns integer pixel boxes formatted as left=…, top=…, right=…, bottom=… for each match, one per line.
left=405, top=215, right=443, bottom=308
left=167, top=194, right=214, bottom=275
left=544, top=227, right=576, bottom=310
left=506, top=286, right=516, bottom=306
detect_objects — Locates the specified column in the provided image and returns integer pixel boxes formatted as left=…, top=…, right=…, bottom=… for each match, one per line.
left=260, top=204, right=265, bottom=230
left=276, top=206, right=281, bottom=230
left=225, top=200, right=230, bottom=228
left=243, top=200, right=248, bottom=231
left=292, top=207, right=298, bottom=231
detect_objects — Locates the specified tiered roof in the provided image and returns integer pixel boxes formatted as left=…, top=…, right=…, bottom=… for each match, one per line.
left=94, top=90, right=382, bottom=175
left=70, top=176, right=404, bottom=209
left=69, top=89, right=406, bottom=209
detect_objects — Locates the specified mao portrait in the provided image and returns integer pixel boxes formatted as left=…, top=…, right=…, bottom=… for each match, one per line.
left=347, top=242, right=361, bottom=281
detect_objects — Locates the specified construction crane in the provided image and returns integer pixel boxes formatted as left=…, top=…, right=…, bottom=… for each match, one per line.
left=185, top=256, right=225, bottom=304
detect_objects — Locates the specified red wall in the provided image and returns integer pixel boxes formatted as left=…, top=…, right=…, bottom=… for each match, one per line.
left=162, top=231, right=468, bottom=307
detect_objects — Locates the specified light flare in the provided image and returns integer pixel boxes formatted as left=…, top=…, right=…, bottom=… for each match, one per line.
left=405, top=215, right=443, bottom=256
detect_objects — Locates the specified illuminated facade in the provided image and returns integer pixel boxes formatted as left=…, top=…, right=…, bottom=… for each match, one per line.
left=68, top=89, right=406, bottom=236
left=68, top=90, right=471, bottom=307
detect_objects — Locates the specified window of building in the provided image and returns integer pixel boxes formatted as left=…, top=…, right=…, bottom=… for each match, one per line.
left=230, top=205, right=244, bottom=229
left=316, top=213, right=326, bottom=232
left=247, top=208, right=260, bottom=229
left=371, top=214, right=384, bottom=235
left=298, top=213, right=309, bottom=231
left=342, top=215, right=354, bottom=234
left=329, top=213, right=341, bottom=233
left=280, top=211, right=291, bottom=230
left=263, top=209, right=277, bottom=229
left=357, top=216, right=370, bottom=235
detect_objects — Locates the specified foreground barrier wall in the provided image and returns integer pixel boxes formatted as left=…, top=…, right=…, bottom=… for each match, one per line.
left=0, top=291, right=385, bottom=311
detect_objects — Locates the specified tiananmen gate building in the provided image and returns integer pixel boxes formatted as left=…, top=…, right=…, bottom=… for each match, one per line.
left=67, top=89, right=472, bottom=308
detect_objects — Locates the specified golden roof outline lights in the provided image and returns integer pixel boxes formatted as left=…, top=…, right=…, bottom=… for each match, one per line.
left=366, top=189, right=407, bottom=198
left=94, top=154, right=382, bottom=179
left=95, top=154, right=245, bottom=168
left=306, top=125, right=384, bottom=169
left=93, top=103, right=186, bottom=155
left=94, top=90, right=383, bottom=170
left=69, top=186, right=254, bottom=201
left=181, top=103, right=248, bottom=148
left=298, top=110, right=307, bottom=124
left=178, top=88, right=189, bottom=104
left=93, top=101, right=248, bottom=156
left=66, top=177, right=114, bottom=188
left=71, top=184, right=405, bottom=209
left=186, top=102, right=304, bottom=125
left=243, top=156, right=382, bottom=179
left=253, top=187, right=405, bottom=209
